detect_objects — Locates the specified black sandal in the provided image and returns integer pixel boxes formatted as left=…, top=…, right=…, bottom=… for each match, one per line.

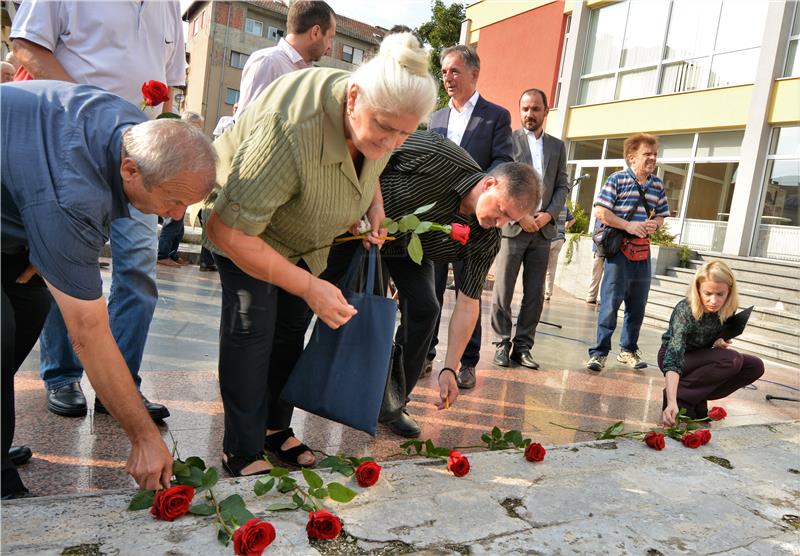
left=221, top=452, right=272, bottom=477
left=264, top=428, right=315, bottom=468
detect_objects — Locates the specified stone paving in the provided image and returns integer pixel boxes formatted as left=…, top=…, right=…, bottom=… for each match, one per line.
left=2, top=259, right=799, bottom=554
left=1, top=422, right=798, bottom=554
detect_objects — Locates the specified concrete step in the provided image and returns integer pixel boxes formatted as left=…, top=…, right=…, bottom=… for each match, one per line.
left=649, top=282, right=799, bottom=316
left=643, top=300, right=800, bottom=366
left=644, top=298, right=800, bottom=350
left=692, top=252, right=800, bottom=278
left=652, top=274, right=799, bottom=309
left=669, top=266, right=800, bottom=293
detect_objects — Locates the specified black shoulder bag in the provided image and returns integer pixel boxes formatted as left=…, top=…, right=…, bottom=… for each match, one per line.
left=591, top=187, right=650, bottom=258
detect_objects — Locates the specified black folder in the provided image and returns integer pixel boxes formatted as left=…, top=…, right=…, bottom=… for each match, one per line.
left=719, top=306, right=754, bottom=341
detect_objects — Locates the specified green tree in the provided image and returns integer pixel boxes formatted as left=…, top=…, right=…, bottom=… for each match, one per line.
left=416, top=0, right=465, bottom=108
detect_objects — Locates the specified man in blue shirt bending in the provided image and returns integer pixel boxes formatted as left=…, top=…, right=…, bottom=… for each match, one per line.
left=1, top=81, right=217, bottom=498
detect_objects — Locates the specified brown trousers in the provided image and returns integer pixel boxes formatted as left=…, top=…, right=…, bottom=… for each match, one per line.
left=657, top=346, right=764, bottom=417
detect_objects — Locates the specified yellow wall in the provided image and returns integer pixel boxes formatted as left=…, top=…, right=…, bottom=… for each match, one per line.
left=465, top=0, right=553, bottom=43
left=768, top=77, right=800, bottom=125
left=565, top=85, right=753, bottom=139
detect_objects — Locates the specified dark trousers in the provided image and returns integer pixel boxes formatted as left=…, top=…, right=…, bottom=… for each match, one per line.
left=657, top=346, right=764, bottom=414
left=589, top=251, right=651, bottom=357
left=1, top=252, right=52, bottom=496
left=428, top=261, right=481, bottom=367
left=324, top=242, right=439, bottom=404
left=157, top=217, right=185, bottom=261
left=214, top=254, right=313, bottom=458
left=196, top=212, right=215, bottom=268
left=490, top=232, right=550, bottom=353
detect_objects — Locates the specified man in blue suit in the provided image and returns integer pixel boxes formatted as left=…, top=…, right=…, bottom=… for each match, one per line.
left=425, top=44, right=513, bottom=391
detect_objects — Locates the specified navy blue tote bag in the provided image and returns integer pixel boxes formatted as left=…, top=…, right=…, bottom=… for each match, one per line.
left=281, top=246, right=397, bottom=435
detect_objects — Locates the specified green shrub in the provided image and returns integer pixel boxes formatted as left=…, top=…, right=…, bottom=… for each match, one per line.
left=567, top=201, right=589, bottom=235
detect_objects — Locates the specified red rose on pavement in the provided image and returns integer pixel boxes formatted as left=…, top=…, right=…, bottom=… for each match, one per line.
left=150, top=485, right=194, bottom=521
left=524, top=442, right=546, bottom=462
left=306, top=510, right=342, bottom=540
left=696, top=429, right=712, bottom=445
left=233, top=518, right=276, bottom=555
left=708, top=406, right=727, bottom=421
left=141, top=80, right=170, bottom=107
left=355, top=461, right=381, bottom=487
left=644, top=432, right=666, bottom=451
left=682, top=432, right=703, bottom=449
left=447, top=450, right=470, bottom=477
left=449, top=223, right=470, bottom=246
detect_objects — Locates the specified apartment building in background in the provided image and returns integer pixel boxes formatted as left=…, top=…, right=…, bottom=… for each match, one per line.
left=464, top=0, right=799, bottom=262
left=181, top=1, right=385, bottom=137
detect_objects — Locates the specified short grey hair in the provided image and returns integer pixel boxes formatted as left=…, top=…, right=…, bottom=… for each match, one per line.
left=489, top=162, right=541, bottom=213
left=349, top=31, right=437, bottom=121
left=440, top=44, right=480, bottom=71
left=121, top=119, right=217, bottom=195
left=181, top=111, right=204, bottom=126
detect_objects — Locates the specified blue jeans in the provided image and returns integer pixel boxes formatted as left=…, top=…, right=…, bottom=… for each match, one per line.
left=157, top=217, right=185, bottom=261
left=588, top=251, right=651, bottom=357
left=39, top=205, right=158, bottom=390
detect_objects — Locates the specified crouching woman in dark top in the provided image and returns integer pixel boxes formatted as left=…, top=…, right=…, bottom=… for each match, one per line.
left=659, top=260, right=764, bottom=426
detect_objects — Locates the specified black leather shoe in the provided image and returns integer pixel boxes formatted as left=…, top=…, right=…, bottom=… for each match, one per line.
left=47, top=383, right=87, bottom=417
left=8, top=446, right=32, bottom=466
left=511, top=350, right=539, bottom=369
left=95, top=394, right=170, bottom=422
left=381, top=411, right=421, bottom=438
left=493, top=343, right=510, bottom=367
left=419, top=359, right=433, bottom=378
left=199, top=263, right=217, bottom=272
left=456, top=366, right=476, bottom=389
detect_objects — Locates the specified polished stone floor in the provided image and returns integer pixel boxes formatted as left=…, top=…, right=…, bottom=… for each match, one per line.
left=12, top=259, right=799, bottom=496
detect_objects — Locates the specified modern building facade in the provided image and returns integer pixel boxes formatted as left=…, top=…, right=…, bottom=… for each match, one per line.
left=465, top=0, right=799, bottom=261
left=181, top=1, right=384, bottom=137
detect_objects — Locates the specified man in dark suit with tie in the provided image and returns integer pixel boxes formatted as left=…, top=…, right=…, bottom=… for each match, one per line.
left=490, top=88, right=569, bottom=370
left=425, top=44, right=512, bottom=390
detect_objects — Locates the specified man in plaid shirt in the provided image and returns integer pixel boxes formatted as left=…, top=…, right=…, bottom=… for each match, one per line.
left=586, top=133, right=669, bottom=372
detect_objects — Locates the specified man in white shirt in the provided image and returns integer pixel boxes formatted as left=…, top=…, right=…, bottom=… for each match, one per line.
left=425, top=44, right=512, bottom=394
left=234, top=1, right=336, bottom=119
left=11, top=0, right=186, bottom=421
left=490, top=89, right=569, bottom=371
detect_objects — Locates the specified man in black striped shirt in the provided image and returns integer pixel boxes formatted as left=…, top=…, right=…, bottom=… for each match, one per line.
left=326, top=131, right=540, bottom=437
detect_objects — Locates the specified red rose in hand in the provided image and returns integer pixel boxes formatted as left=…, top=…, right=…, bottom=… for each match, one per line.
left=306, top=510, right=342, bottom=540
left=708, top=406, right=727, bottom=421
left=447, top=450, right=470, bottom=477
left=524, top=442, right=546, bottom=462
left=150, top=485, right=194, bottom=521
left=449, top=223, right=470, bottom=246
left=141, top=80, right=170, bottom=107
left=681, top=432, right=703, bottom=449
left=233, top=518, right=276, bottom=555
left=696, top=429, right=712, bottom=445
left=355, top=461, right=381, bottom=487
left=644, top=432, right=666, bottom=451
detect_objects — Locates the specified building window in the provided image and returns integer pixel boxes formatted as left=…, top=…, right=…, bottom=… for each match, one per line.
left=225, top=88, right=240, bottom=106
left=753, top=127, right=800, bottom=260
left=578, top=0, right=769, bottom=105
left=267, top=26, right=284, bottom=41
left=554, top=15, right=571, bottom=108
left=245, top=18, right=263, bottom=37
left=191, top=16, right=200, bottom=37
left=342, top=44, right=364, bottom=65
left=230, top=51, right=249, bottom=69
left=784, top=1, right=800, bottom=77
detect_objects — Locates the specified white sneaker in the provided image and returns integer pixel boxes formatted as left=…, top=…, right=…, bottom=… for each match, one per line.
left=617, top=350, right=647, bottom=369
left=586, top=355, right=606, bottom=371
